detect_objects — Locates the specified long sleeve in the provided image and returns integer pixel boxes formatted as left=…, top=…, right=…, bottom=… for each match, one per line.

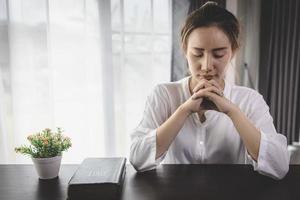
left=245, top=92, right=290, bottom=180
left=129, top=85, right=170, bottom=172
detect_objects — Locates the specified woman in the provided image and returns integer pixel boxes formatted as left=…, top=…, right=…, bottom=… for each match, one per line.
left=129, top=2, right=289, bottom=180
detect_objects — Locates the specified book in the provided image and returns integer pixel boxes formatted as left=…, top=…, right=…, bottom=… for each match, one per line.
left=67, top=157, right=126, bottom=200
left=202, top=98, right=219, bottom=111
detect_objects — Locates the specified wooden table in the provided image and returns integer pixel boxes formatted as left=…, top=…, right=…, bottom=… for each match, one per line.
left=1, top=164, right=300, bottom=200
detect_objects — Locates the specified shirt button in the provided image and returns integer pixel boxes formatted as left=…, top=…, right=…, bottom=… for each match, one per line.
left=199, top=141, right=204, bottom=145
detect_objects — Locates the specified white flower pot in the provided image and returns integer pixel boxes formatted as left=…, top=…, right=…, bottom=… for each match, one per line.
left=32, top=155, right=62, bottom=179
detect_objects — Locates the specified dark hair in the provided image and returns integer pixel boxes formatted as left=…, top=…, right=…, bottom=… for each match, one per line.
left=181, top=1, right=240, bottom=53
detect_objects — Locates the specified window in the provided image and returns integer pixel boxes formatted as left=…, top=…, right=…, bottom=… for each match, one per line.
left=111, top=0, right=171, bottom=157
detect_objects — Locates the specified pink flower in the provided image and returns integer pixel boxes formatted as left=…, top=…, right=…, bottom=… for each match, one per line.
left=43, top=140, right=49, bottom=145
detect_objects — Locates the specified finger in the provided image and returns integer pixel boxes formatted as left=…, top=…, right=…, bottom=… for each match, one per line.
left=192, top=79, right=211, bottom=93
left=202, top=90, right=223, bottom=102
left=193, top=82, right=211, bottom=93
left=207, top=79, right=224, bottom=96
left=199, top=85, right=223, bottom=97
left=192, top=86, right=223, bottom=100
left=208, top=79, right=222, bottom=91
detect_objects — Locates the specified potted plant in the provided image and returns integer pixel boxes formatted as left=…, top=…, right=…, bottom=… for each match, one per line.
left=15, top=127, right=72, bottom=179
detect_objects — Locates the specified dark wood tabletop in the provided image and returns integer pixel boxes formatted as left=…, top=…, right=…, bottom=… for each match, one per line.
left=1, top=164, right=300, bottom=200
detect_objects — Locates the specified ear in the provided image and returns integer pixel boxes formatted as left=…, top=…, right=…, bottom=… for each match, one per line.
left=184, top=55, right=191, bottom=76
left=231, top=45, right=240, bottom=59
left=183, top=49, right=188, bottom=58
left=182, top=44, right=188, bottom=58
left=230, top=50, right=236, bottom=60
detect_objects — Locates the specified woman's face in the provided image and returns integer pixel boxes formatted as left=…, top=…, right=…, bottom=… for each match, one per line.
left=185, top=26, right=234, bottom=86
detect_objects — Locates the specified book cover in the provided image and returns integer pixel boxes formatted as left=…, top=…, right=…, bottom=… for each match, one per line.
left=67, top=157, right=126, bottom=200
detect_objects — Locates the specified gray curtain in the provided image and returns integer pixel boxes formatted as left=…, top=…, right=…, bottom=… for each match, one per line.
left=171, top=0, right=190, bottom=81
left=171, top=0, right=226, bottom=82
left=259, top=0, right=300, bottom=144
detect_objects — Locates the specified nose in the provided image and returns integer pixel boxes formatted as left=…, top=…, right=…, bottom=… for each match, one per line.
left=201, top=54, right=213, bottom=72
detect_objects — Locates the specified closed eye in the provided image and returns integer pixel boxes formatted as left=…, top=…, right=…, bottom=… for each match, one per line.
left=194, top=54, right=203, bottom=57
left=213, top=48, right=227, bottom=58
left=214, top=54, right=225, bottom=58
left=213, top=51, right=226, bottom=58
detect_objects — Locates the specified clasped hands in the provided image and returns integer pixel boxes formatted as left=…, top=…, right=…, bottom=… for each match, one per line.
left=182, top=78, right=238, bottom=117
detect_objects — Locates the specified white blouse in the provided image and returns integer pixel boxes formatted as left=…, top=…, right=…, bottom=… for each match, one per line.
left=129, top=76, right=290, bottom=179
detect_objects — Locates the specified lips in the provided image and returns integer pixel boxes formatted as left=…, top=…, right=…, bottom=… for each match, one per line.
left=203, top=75, right=213, bottom=80
left=196, top=74, right=216, bottom=81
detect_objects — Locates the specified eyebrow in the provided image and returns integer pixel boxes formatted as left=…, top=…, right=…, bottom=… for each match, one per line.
left=192, top=47, right=228, bottom=51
